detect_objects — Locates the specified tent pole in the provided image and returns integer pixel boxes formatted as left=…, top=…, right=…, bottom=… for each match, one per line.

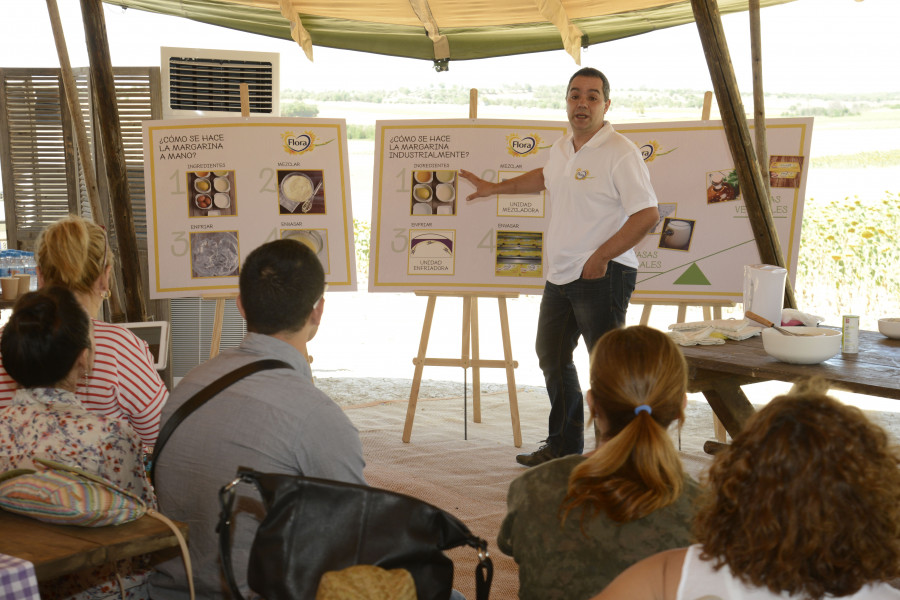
left=46, top=0, right=126, bottom=322
left=691, top=0, right=796, bottom=309
left=749, top=0, right=772, bottom=200
left=79, top=0, right=148, bottom=321
left=45, top=0, right=103, bottom=222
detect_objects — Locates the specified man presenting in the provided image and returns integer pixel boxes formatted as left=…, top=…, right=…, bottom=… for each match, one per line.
left=150, top=239, right=365, bottom=599
left=460, top=67, right=659, bottom=467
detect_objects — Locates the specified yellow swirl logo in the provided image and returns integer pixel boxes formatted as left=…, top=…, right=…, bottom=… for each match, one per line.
left=575, top=168, right=590, bottom=180
left=282, top=131, right=318, bottom=155
left=506, top=133, right=547, bottom=158
left=637, top=139, right=677, bottom=162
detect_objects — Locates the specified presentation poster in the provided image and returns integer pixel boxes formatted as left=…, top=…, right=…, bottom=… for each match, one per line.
left=142, top=117, right=356, bottom=299
left=370, top=117, right=812, bottom=302
left=621, top=118, right=812, bottom=303
left=369, top=119, right=568, bottom=293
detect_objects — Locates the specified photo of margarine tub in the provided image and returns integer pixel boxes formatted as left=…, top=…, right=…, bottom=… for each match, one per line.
left=282, top=173, right=314, bottom=204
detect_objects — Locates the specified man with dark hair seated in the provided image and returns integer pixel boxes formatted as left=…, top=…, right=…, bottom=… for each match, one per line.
left=150, top=239, right=366, bottom=600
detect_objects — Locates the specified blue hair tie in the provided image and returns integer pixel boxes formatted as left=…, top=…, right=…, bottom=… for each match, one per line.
left=634, top=404, right=652, bottom=416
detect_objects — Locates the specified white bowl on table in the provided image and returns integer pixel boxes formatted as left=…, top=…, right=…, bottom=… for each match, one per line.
left=878, top=318, right=900, bottom=339
left=761, top=327, right=842, bottom=364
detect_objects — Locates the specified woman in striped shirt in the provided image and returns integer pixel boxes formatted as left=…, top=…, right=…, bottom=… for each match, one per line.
left=0, top=215, right=167, bottom=446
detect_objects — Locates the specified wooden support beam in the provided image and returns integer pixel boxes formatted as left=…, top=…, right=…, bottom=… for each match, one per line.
left=45, top=0, right=102, bottom=221
left=79, top=0, right=147, bottom=321
left=691, top=0, right=795, bottom=309
left=749, top=0, right=772, bottom=200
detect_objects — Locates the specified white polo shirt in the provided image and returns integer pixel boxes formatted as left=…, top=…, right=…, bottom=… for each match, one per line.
left=542, top=121, right=657, bottom=284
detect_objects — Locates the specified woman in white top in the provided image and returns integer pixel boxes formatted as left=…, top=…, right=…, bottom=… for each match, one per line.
left=593, top=391, right=900, bottom=600
left=0, top=216, right=167, bottom=445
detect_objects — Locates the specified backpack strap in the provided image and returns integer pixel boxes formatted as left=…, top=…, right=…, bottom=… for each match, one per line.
left=149, top=359, right=292, bottom=485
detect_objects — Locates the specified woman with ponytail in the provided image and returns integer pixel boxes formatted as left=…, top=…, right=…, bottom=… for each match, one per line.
left=498, top=325, right=699, bottom=600
left=0, top=216, right=168, bottom=446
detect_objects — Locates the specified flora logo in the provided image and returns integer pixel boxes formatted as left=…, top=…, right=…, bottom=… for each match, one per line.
left=637, top=140, right=676, bottom=163
left=282, top=131, right=316, bottom=155
left=506, top=133, right=545, bottom=158
left=575, top=168, right=591, bottom=180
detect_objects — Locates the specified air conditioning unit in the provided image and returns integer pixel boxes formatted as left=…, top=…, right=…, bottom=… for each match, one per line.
left=159, top=47, right=276, bottom=378
left=161, top=47, right=280, bottom=119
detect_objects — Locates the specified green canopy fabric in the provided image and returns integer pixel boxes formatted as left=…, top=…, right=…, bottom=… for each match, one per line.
left=101, top=0, right=796, bottom=67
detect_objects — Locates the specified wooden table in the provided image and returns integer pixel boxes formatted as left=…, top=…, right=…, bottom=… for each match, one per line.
left=680, top=329, right=900, bottom=439
left=0, top=509, right=187, bottom=581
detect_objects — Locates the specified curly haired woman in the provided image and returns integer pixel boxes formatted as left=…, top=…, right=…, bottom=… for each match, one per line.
left=593, top=391, right=900, bottom=600
left=498, top=325, right=700, bottom=600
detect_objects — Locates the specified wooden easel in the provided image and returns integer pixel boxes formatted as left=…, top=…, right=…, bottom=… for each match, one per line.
left=402, top=291, right=523, bottom=447
left=205, top=87, right=251, bottom=361
left=402, top=90, right=523, bottom=446
left=205, top=293, right=235, bottom=359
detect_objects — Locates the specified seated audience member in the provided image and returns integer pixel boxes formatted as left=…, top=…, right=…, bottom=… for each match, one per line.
left=0, top=215, right=168, bottom=446
left=498, top=325, right=700, bottom=600
left=0, top=287, right=155, bottom=599
left=150, top=239, right=366, bottom=600
left=594, top=392, right=900, bottom=600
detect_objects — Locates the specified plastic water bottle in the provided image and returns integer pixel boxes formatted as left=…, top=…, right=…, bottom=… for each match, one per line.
left=22, top=251, right=37, bottom=290
left=0, top=250, right=10, bottom=278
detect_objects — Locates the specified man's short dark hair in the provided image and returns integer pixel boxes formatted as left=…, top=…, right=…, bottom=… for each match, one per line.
left=567, top=67, right=610, bottom=102
left=238, top=239, right=325, bottom=335
left=1, top=286, right=91, bottom=388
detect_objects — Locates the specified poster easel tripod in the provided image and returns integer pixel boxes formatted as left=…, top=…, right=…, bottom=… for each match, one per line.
left=402, top=90, right=523, bottom=447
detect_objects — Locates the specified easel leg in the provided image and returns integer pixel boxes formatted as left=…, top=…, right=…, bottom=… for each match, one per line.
left=640, top=304, right=652, bottom=326
left=403, top=295, right=437, bottom=443
left=469, top=296, right=481, bottom=423
left=498, top=297, right=522, bottom=447
left=210, top=298, right=226, bottom=359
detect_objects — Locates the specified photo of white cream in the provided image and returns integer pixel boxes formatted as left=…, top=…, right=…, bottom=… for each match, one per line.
left=435, top=183, right=454, bottom=202
left=282, top=174, right=314, bottom=204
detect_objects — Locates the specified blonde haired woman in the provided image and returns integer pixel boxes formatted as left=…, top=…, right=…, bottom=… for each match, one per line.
left=498, top=325, right=699, bottom=600
left=0, top=215, right=167, bottom=445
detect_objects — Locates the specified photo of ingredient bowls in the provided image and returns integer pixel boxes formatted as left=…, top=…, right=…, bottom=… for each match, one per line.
left=189, top=170, right=236, bottom=216
left=878, top=317, right=900, bottom=339
left=761, top=327, right=842, bottom=364
left=408, top=170, right=458, bottom=216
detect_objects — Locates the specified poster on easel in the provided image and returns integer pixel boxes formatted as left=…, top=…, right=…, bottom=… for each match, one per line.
left=142, top=118, right=356, bottom=299
left=620, top=117, right=813, bottom=303
left=370, top=117, right=812, bottom=302
left=369, top=119, right=569, bottom=294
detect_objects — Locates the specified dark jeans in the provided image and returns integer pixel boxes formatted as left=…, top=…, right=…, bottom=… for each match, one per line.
left=535, top=261, right=637, bottom=454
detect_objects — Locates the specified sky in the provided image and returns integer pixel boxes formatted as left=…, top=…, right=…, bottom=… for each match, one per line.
left=0, top=0, right=898, bottom=95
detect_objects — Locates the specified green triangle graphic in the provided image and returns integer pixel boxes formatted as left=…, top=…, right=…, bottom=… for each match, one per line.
left=674, top=262, right=711, bottom=285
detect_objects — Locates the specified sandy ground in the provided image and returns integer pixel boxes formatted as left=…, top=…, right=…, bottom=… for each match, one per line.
left=311, top=288, right=900, bottom=445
